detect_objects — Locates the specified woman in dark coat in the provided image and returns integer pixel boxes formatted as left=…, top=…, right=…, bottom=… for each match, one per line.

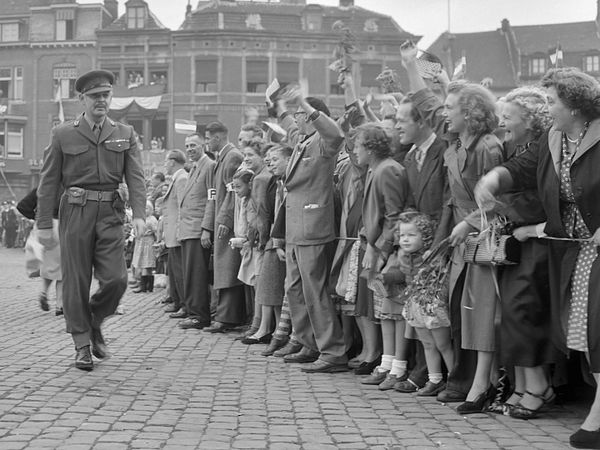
left=489, top=87, right=556, bottom=418
left=476, top=67, right=600, bottom=449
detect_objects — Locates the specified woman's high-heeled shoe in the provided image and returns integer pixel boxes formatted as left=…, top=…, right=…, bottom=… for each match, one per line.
left=457, top=385, right=495, bottom=415
left=570, top=428, right=600, bottom=449
left=509, top=385, right=555, bottom=420
left=354, top=356, right=382, bottom=375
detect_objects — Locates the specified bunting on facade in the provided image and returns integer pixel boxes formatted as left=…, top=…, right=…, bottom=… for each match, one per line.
left=110, top=96, right=162, bottom=111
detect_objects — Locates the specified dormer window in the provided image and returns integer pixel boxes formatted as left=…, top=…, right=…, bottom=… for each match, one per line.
left=0, top=23, right=19, bottom=42
left=364, top=19, right=378, bottom=33
left=56, top=10, right=75, bottom=41
left=305, top=13, right=322, bottom=31
left=584, top=55, right=600, bottom=73
left=246, top=14, right=263, bottom=30
left=127, top=6, right=146, bottom=29
left=528, top=56, right=546, bottom=76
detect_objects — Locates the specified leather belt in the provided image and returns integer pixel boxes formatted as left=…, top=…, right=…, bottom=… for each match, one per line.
left=85, top=190, right=115, bottom=202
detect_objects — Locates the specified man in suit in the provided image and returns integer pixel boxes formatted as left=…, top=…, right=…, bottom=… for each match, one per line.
left=177, top=133, right=215, bottom=330
left=276, top=92, right=348, bottom=373
left=162, top=149, right=188, bottom=319
left=203, top=121, right=245, bottom=333
left=36, top=69, right=146, bottom=371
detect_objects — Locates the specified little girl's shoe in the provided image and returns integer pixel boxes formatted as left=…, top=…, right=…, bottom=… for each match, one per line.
left=361, top=367, right=388, bottom=385
left=379, top=373, right=402, bottom=391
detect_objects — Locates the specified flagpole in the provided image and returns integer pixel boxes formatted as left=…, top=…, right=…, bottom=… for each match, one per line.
left=447, top=0, right=451, bottom=33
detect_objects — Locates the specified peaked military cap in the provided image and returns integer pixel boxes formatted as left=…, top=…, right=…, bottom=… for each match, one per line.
left=75, top=70, right=115, bottom=95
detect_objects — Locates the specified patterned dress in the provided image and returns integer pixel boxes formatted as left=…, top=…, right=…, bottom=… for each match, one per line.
left=559, top=133, right=597, bottom=352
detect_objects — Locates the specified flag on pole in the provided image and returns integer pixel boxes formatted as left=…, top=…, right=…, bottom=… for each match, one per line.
left=174, top=119, right=197, bottom=135
left=54, top=81, right=64, bottom=123
left=452, top=54, right=466, bottom=80
left=549, top=44, right=563, bottom=68
left=596, top=0, right=600, bottom=38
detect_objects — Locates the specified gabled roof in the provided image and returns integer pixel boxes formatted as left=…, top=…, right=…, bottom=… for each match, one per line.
left=179, top=0, right=415, bottom=38
left=512, top=21, right=600, bottom=54
left=427, top=29, right=517, bottom=89
left=104, top=0, right=168, bottom=31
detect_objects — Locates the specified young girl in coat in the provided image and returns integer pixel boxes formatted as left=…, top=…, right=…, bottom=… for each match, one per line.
left=131, top=201, right=158, bottom=293
left=399, top=211, right=454, bottom=396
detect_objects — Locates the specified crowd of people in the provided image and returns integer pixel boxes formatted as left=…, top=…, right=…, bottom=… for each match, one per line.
left=27, top=44, right=600, bottom=448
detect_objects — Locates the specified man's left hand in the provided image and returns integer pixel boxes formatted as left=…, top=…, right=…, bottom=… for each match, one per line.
left=133, top=218, right=145, bottom=239
left=217, top=224, right=230, bottom=240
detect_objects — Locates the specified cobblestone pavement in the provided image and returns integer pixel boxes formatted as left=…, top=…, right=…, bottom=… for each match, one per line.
left=0, top=247, right=589, bottom=449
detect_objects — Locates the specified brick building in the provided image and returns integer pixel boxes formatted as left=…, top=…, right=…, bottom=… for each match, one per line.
left=0, top=0, right=116, bottom=201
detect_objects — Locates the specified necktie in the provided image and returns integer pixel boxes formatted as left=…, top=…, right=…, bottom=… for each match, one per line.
left=415, top=146, right=423, bottom=171
left=93, top=124, right=101, bottom=140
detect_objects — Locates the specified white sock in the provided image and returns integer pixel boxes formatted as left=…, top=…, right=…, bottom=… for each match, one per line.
left=429, top=372, right=443, bottom=384
left=378, top=354, right=394, bottom=372
left=389, top=359, right=407, bottom=376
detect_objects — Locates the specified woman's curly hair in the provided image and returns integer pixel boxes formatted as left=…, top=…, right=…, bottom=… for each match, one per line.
left=541, top=67, right=600, bottom=120
left=503, top=86, right=552, bottom=140
left=458, top=83, right=498, bottom=136
left=397, top=210, right=435, bottom=253
left=540, top=67, right=600, bottom=120
left=355, top=123, right=392, bottom=160
left=243, top=136, right=268, bottom=157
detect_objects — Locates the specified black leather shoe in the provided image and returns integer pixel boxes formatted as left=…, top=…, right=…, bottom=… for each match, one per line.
left=284, top=348, right=319, bottom=364
left=437, top=389, right=467, bottom=403
left=261, top=337, right=288, bottom=356
left=164, top=304, right=179, bottom=313
left=273, top=340, right=302, bottom=358
left=178, top=318, right=209, bottom=330
left=570, top=428, right=600, bottom=449
left=354, top=357, right=381, bottom=375
left=91, top=327, right=108, bottom=359
left=169, top=309, right=188, bottom=319
left=203, top=322, right=232, bottom=333
left=456, top=386, right=494, bottom=414
left=75, top=346, right=93, bottom=371
left=241, top=333, right=272, bottom=345
left=55, top=308, right=63, bottom=316
left=301, top=360, right=349, bottom=373
left=39, top=293, right=49, bottom=311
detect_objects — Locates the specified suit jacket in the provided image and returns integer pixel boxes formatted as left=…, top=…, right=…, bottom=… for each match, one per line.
left=404, top=135, right=448, bottom=224
left=251, top=165, right=277, bottom=249
left=178, top=154, right=215, bottom=241
left=281, top=114, right=344, bottom=246
left=162, top=168, right=188, bottom=248
left=205, top=143, right=244, bottom=289
left=362, top=157, right=410, bottom=255
left=36, top=113, right=146, bottom=229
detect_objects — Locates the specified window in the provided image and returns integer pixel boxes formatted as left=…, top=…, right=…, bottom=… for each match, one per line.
left=127, top=6, right=145, bottom=29
left=13, top=67, right=22, bottom=100
left=246, top=58, right=268, bottom=93
left=56, top=19, right=74, bottom=40
left=149, top=70, right=168, bottom=86
left=585, top=55, right=600, bottom=73
left=0, top=23, right=19, bottom=42
left=0, top=68, right=11, bottom=99
left=529, top=57, right=546, bottom=76
left=196, top=58, right=217, bottom=93
left=304, top=13, right=322, bottom=31
left=0, top=123, right=24, bottom=159
left=53, top=65, right=78, bottom=99
left=126, top=69, right=144, bottom=88
left=360, top=63, right=382, bottom=95
left=330, top=83, right=344, bottom=95
left=276, top=60, right=298, bottom=88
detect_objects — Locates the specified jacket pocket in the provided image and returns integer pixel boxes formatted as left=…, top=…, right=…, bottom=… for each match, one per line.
left=302, top=203, right=332, bottom=241
left=104, top=141, right=129, bottom=174
left=62, top=144, right=91, bottom=174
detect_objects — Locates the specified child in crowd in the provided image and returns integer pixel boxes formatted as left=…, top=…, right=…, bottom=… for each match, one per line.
left=231, top=169, right=260, bottom=324
left=131, top=200, right=158, bottom=293
left=399, top=211, right=453, bottom=396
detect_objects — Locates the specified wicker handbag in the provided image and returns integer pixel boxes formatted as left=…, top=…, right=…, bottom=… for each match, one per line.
left=463, top=215, right=521, bottom=266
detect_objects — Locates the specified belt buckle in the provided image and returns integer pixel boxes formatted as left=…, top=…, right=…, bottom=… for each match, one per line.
left=97, top=191, right=103, bottom=201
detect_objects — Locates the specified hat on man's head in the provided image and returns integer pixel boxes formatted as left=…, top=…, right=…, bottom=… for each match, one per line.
left=75, top=70, right=115, bottom=95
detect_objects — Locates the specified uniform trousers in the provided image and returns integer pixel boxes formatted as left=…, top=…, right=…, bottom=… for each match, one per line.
left=181, top=238, right=211, bottom=325
left=286, top=243, right=347, bottom=364
left=167, top=246, right=184, bottom=310
left=59, top=197, right=127, bottom=349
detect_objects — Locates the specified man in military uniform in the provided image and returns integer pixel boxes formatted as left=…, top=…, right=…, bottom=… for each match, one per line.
left=36, top=69, right=146, bottom=371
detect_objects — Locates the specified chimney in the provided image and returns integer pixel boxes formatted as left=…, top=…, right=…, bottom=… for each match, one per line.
left=104, top=0, right=118, bottom=19
left=339, top=0, right=354, bottom=7
left=186, top=0, right=192, bottom=17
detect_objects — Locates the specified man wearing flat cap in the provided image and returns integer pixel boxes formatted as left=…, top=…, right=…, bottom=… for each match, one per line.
left=36, top=69, right=146, bottom=371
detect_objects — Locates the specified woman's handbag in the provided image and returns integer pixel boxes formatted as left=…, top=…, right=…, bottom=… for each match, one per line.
left=402, top=238, right=452, bottom=329
left=463, top=215, right=521, bottom=266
